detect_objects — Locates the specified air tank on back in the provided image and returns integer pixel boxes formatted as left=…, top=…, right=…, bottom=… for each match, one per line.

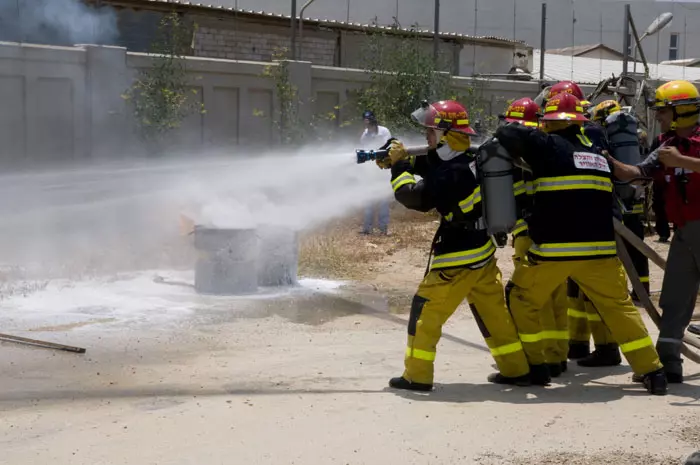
left=476, top=137, right=517, bottom=235
left=605, top=111, right=641, bottom=201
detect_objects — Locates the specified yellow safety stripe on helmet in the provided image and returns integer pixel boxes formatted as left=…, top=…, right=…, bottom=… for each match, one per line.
left=513, top=180, right=527, bottom=196
left=489, top=341, right=524, bottom=357
left=530, top=241, right=617, bottom=258
left=586, top=313, right=602, bottom=322
left=546, top=105, right=584, bottom=113
left=534, top=175, right=613, bottom=193
left=405, top=347, right=436, bottom=361
left=457, top=186, right=482, bottom=214
left=509, top=111, right=525, bottom=117
left=619, top=336, right=654, bottom=353
left=430, top=239, right=496, bottom=269
left=523, top=121, right=539, bottom=127
left=391, top=172, right=416, bottom=192
left=434, top=118, right=469, bottom=125
left=567, top=308, right=587, bottom=319
left=639, top=276, right=650, bottom=283
left=511, top=218, right=528, bottom=236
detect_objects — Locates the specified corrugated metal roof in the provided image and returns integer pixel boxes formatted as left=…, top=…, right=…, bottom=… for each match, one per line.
left=532, top=50, right=700, bottom=84
left=109, top=0, right=528, bottom=47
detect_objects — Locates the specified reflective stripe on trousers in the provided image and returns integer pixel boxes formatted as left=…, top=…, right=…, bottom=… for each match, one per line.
left=511, top=218, right=528, bottom=237
left=567, top=308, right=601, bottom=321
left=619, top=336, right=654, bottom=353
left=518, top=330, right=569, bottom=343
left=530, top=241, right=617, bottom=259
left=431, top=240, right=496, bottom=269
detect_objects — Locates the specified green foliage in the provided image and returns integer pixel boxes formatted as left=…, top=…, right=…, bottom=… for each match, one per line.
left=262, top=24, right=494, bottom=144
left=262, top=49, right=304, bottom=145
left=261, top=48, right=344, bottom=145
left=351, top=25, right=492, bottom=135
left=122, top=12, right=205, bottom=150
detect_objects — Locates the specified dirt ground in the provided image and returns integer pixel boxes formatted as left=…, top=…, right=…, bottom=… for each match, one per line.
left=1, top=206, right=700, bottom=464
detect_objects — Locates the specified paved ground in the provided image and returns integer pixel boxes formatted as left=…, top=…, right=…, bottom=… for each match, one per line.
left=1, top=268, right=700, bottom=464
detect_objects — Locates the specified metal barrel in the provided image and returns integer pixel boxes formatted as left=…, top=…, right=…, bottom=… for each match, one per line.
left=256, top=225, right=299, bottom=286
left=193, top=226, right=259, bottom=295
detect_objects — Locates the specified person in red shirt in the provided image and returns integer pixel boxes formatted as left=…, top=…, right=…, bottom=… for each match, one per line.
left=608, top=80, right=700, bottom=383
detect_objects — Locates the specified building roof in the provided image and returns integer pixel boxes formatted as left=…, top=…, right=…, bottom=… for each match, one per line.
left=546, top=43, right=626, bottom=59
left=660, top=58, right=700, bottom=67
left=532, top=50, right=700, bottom=84
left=96, top=0, right=529, bottom=48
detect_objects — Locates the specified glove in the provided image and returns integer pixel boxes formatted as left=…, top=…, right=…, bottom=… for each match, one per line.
left=376, top=140, right=409, bottom=170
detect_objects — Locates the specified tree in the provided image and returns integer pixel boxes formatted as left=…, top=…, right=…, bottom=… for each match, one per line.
left=352, top=25, right=491, bottom=135
left=122, top=12, right=205, bottom=153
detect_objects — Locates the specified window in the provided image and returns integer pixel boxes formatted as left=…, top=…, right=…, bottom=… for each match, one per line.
left=669, top=33, right=680, bottom=60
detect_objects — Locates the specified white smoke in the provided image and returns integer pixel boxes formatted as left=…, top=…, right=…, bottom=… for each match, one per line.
left=0, top=140, right=399, bottom=279
left=1, top=0, right=118, bottom=45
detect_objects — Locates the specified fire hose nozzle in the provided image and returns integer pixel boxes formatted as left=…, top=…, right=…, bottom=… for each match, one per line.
left=356, top=149, right=389, bottom=164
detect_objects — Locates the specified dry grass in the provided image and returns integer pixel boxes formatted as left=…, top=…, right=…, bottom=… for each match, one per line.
left=298, top=204, right=438, bottom=280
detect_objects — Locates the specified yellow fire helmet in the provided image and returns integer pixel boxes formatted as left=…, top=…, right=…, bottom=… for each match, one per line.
left=591, top=100, right=621, bottom=124
left=652, top=80, right=700, bottom=129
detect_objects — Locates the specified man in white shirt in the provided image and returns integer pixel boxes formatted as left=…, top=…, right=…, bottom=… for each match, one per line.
left=360, top=110, right=392, bottom=235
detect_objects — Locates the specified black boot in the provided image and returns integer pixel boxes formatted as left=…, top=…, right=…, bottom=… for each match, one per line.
left=560, top=361, right=568, bottom=373
left=642, top=369, right=668, bottom=395
left=547, top=363, right=563, bottom=378
left=529, top=364, right=551, bottom=386
left=633, top=370, right=682, bottom=384
left=577, top=344, right=622, bottom=367
left=487, top=372, right=531, bottom=387
left=568, top=341, right=590, bottom=359
left=388, top=376, right=432, bottom=392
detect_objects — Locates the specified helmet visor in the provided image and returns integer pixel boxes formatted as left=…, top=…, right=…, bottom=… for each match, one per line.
left=410, top=105, right=437, bottom=129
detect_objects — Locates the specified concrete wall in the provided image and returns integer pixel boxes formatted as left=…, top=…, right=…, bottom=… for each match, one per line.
left=0, top=40, right=577, bottom=165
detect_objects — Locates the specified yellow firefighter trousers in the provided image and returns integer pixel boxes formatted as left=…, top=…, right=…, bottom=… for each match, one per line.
left=509, top=257, right=662, bottom=376
left=404, top=258, right=530, bottom=384
left=567, top=283, right=615, bottom=345
left=512, top=236, right=569, bottom=364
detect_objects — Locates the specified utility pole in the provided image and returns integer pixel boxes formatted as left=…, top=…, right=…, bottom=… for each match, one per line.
left=622, top=3, right=630, bottom=76
left=539, top=3, right=546, bottom=82
left=433, top=0, right=440, bottom=63
left=291, top=0, right=297, bottom=59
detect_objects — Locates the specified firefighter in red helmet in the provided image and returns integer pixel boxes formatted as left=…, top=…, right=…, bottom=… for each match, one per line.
left=377, top=99, right=531, bottom=390
left=501, top=97, right=570, bottom=377
left=495, top=92, right=667, bottom=395
left=547, top=80, right=592, bottom=109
